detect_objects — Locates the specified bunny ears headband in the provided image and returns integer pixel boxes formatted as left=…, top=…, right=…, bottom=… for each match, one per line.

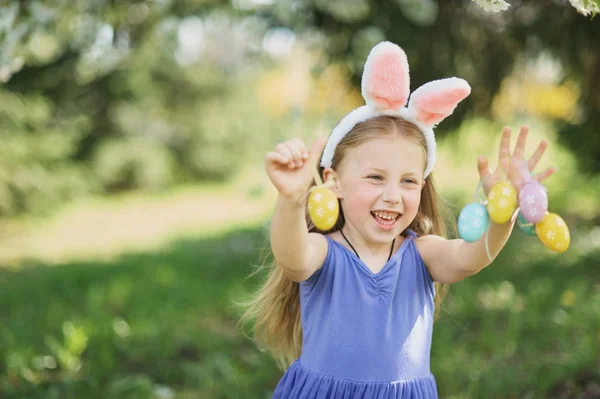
left=320, top=41, right=471, bottom=178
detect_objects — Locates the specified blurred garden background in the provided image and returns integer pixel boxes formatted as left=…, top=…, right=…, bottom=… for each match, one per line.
left=0, top=0, right=599, bottom=398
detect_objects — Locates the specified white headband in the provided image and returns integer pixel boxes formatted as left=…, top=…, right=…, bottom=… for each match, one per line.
left=320, top=41, right=471, bottom=178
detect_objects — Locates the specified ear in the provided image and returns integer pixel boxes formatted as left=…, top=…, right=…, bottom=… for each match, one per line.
left=407, top=77, right=471, bottom=127
left=322, top=168, right=343, bottom=199
left=361, top=42, right=410, bottom=113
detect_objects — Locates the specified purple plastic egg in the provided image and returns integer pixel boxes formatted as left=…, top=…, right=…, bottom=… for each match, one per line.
left=518, top=181, right=548, bottom=224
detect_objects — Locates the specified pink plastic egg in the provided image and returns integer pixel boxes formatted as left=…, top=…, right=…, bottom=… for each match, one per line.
left=518, top=181, right=548, bottom=224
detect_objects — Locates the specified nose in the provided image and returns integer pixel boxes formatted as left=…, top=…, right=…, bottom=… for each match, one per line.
left=382, top=184, right=402, bottom=206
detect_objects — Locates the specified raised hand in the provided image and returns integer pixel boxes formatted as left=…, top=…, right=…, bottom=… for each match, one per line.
left=477, top=125, right=556, bottom=196
left=266, top=138, right=327, bottom=203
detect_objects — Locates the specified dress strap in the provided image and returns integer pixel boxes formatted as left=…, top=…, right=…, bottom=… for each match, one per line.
left=405, top=228, right=417, bottom=239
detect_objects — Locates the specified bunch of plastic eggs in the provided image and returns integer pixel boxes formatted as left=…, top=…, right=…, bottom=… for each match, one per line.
left=458, top=179, right=570, bottom=252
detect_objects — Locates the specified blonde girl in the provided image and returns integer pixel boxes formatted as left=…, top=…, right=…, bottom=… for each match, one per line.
left=241, top=42, right=555, bottom=399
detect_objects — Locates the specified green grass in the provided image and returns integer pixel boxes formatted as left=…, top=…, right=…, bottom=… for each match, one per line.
left=0, top=228, right=280, bottom=399
left=1, top=224, right=599, bottom=398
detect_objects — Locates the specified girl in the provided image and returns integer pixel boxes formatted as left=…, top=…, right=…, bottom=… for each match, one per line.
left=241, top=42, right=555, bottom=398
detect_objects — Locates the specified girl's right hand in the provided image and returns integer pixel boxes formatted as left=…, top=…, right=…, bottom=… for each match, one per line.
left=266, top=138, right=328, bottom=203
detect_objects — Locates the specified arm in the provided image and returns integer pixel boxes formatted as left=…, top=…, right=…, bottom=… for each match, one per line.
left=271, top=195, right=327, bottom=282
left=266, top=138, right=329, bottom=283
left=418, top=125, right=555, bottom=284
left=416, top=214, right=516, bottom=284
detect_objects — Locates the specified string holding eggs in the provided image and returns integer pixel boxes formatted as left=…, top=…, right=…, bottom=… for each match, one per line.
left=457, top=160, right=570, bottom=254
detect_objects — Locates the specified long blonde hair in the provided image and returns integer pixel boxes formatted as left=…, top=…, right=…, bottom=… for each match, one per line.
left=240, top=115, right=456, bottom=370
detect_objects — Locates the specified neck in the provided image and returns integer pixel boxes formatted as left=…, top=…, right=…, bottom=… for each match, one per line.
left=340, top=223, right=396, bottom=259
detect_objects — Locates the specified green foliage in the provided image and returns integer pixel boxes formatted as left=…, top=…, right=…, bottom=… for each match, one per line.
left=0, top=91, right=96, bottom=215
left=0, top=0, right=599, bottom=219
left=92, top=137, right=177, bottom=192
left=0, top=227, right=598, bottom=398
left=0, top=2, right=261, bottom=217
left=266, top=0, right=600, bottom=173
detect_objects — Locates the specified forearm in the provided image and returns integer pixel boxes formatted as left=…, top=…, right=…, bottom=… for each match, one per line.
left=461, top=211, right=517, bottom=273
left=270, top=194, right=311, bottom=271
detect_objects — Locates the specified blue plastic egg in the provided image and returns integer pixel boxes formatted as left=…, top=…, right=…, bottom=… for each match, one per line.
left=458, top=203, right=489, bottom=242
left=517, top=211, right=537, bottom=236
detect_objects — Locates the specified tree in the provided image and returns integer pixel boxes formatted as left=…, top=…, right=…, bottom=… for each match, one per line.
left=258, top=0, right=600, bottom=172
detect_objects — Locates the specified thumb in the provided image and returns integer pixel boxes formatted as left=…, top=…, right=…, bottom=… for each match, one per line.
left=308, top=138, right=328, bottom=168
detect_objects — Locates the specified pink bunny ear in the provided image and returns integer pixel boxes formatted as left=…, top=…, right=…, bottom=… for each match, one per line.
left=361, top=42, right=410, bottom=112
left=407, top=78, right=471, bottom=126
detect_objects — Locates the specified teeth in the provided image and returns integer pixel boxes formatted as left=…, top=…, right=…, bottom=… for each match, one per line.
left=373, top=211, right=399, bottom=220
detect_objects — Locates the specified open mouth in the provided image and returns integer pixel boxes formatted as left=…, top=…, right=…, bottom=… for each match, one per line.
left=371, top=211, right=401, bottom=227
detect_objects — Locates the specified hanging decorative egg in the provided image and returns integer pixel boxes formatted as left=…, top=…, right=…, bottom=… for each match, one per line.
left=308, top=187, right=339, bottom=231
left=517, top=211, right=537, bottom=236
left=487, top=181, right=518, bottom=224
left=535, top=212, right=570, bottom=252
left=458, top=203, right=489, bottom=242
left=519, top=181, right=548, bottom=224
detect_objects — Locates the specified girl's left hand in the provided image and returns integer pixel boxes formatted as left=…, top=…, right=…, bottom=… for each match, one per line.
left=477, top=125, right=556, bottom=196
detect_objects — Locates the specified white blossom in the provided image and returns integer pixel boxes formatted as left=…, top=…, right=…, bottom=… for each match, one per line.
left=471, top=0, right=510, bottom=13
left=569, top=0, right=600, bottom=16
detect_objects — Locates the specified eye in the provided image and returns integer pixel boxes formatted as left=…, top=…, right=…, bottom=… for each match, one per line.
left=402, top=179, right=417, bottom=184
left=368, top=175, right=383, bottom=181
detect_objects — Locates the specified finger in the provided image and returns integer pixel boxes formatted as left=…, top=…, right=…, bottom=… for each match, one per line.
left=293, top=138, right=310, bottom=162
left=284, top=140, right=304, bottom=167
left=477, top=155, right=491, bottom=181
left=498, top=126, right=511, bottom=168
left=275, top=143, right=293, bottom=167
left=533, top=167, right=556, bottom=183
left=528, top=139, right=548, bottom=172
left=266, top=151, right=290, bottom=166
left=513, top=125, right=529, bottom=160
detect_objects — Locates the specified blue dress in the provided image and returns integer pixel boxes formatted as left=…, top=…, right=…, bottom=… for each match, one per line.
left=272, top=229, right=438, bottom=398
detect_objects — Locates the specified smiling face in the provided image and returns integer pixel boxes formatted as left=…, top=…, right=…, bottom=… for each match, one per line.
left=325, top=129, right=427, bottom=246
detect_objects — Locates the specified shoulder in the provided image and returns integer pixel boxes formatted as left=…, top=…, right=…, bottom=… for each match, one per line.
left=284, top=232, right=329, bottom=283
left=414, top=234, right=471, bottom=284
left=414, top=233, right=445, bottom=245
left=414, top=234, right=452, bottom=267
left=414, top=234, right=445, bottom=252
left=414, top=234, right=446, bottom=271
left=308, top=231, right=329, bottom=258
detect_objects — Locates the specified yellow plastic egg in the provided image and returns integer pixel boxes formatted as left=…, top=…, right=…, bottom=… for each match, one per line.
left=308, top=187, right=339, bottom=231
left=486, top=181, right=518, bottom=224
left=536, top=213, right=570, bottom=252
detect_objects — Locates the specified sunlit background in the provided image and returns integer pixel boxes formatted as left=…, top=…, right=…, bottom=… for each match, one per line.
left=0, top=1, right=599, bottom=398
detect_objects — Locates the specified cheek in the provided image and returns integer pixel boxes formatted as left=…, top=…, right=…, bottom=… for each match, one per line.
left=403, top=189, right=422, bottom=211
left=356, top=183, right=382, bottom=204
left=344, top=183, right=380, bottom=210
